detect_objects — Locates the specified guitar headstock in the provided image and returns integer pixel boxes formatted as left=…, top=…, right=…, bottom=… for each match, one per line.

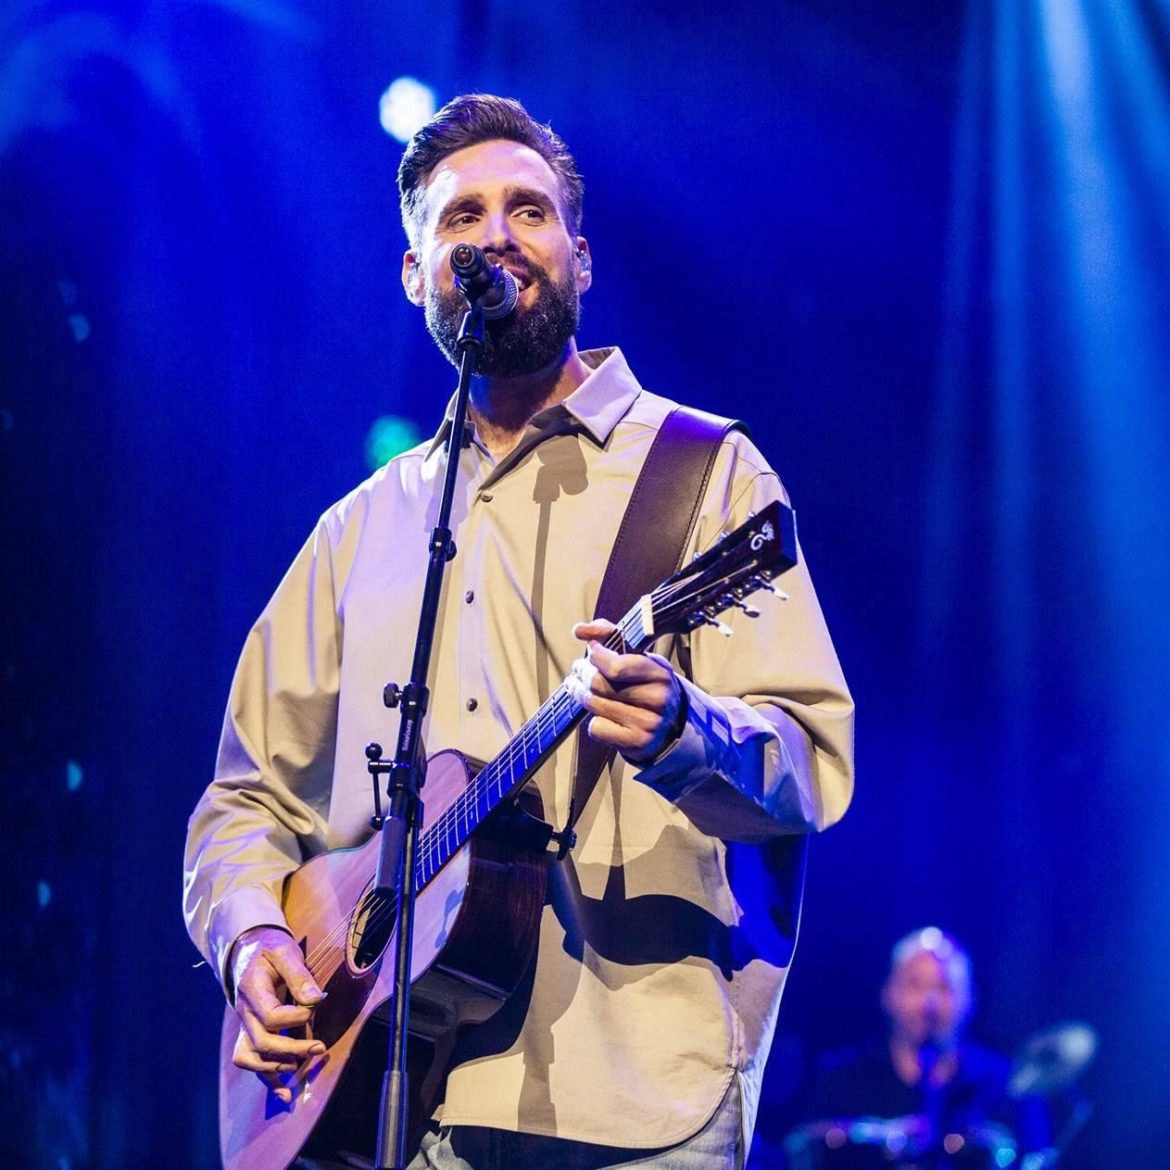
left=641, top=500, right=798, bottom=642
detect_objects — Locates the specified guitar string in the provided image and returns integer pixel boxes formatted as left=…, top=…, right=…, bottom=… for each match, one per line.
left=298, top=557, right=745, bottom=980
left=412, top=596, right=646, bottom=869
left=297, top=537, right=766, bottom=986
left=315, top=591, right=660, bottom=971
left=302, top=674, right=615, bottom=980
left=320, top=681, right=587, bottom=970
left=417, top=521, right=759, bottom=896
left=301, top=582, right=693, bottom=978
left=312, top=653, right=621, bottom=973
left=302, top=574, right=714, bottom=974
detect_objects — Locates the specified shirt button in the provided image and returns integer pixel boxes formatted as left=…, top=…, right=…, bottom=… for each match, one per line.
left=466, top=698, right=478, bottom=712
left=465, top=590, right=475, bottom=603
left=479, top=492, right=493, bottom=503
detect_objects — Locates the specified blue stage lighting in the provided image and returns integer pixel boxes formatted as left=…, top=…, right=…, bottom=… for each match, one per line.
left=379, top=77, right=436, bottom=143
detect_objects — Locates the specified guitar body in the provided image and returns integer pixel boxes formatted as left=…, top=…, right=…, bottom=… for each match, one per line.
left=218, top=749, right=548, bottom=1170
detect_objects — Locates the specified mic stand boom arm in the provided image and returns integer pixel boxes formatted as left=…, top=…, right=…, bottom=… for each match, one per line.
left=367, top=297, right=485, bottom=1170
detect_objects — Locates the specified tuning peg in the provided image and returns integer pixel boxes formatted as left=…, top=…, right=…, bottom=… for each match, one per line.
left=752, top=576, right=789, bottom=602
left=694, top=532, right=732, bottom=562
left=733, top=601, right=760, bottom=618
left=703, top=615, right=734, bottom=636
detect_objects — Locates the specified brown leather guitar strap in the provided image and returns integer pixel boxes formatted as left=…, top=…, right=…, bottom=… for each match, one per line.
left=562, top=405, right=746, bottom=847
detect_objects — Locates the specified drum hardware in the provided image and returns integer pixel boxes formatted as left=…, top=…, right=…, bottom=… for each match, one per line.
left=784, top=1115, right=1017, bottom=1168
left=1008, top=1021, right=1097, bottom=1098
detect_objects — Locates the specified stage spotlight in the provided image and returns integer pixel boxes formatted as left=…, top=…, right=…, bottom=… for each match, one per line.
left=379, top=77, right=436, bottom=143
left=365, top=414, right=422, bottom=470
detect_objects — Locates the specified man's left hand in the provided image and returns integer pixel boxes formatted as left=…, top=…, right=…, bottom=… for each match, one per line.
left=568, top=619, right=686, bottom=764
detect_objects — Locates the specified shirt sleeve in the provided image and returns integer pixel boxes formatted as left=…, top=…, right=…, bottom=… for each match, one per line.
left=182, top=516, right=342, bottom=990
left=633, top=441, right=854, bottom=843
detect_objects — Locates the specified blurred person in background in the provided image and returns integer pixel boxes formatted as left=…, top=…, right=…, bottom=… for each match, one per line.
left=785, top=927, right=1049, bottom=1168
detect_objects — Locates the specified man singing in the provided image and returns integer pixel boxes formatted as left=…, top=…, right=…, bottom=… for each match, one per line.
left=184, top=93, right=854, bottom=1169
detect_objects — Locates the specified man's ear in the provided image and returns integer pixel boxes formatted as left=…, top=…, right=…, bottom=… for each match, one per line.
left=402, top=251, right=426, bottom=306
left=575, top=237, right=593, bottom=294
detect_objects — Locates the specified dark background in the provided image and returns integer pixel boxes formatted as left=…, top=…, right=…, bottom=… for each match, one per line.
left=3, top=1, right=1168, bottom=1166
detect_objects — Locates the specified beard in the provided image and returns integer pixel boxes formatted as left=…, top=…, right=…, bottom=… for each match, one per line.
left=424, top=257, right=580, bottom=378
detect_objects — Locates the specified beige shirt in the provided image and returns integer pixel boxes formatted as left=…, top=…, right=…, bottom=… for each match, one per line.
left=184, top=347, right=854, bottom=1148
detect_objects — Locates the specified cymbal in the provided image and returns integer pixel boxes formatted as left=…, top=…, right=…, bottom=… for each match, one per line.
left=1009, top=1020, right=1098, bottom=1097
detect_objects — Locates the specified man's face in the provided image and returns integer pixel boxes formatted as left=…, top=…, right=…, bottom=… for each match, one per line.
left=881, top=950, right=970, bottom=1048
left=401, top=138, right=591, bottom=376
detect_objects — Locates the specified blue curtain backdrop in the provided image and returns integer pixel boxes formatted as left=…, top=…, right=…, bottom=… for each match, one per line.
left=2, top=2, right=1167, bottom=1167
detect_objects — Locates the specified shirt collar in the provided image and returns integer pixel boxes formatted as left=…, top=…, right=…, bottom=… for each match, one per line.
left=425, top=346, right=642, bottom=458
left=554, top=347, right=642, bottom=445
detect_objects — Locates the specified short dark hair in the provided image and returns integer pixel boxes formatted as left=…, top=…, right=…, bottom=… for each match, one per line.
left=397, top=94, right=584, bottom=245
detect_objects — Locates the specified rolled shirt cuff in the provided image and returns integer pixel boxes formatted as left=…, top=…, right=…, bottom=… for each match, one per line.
left=632, top=676, right=741, bottom=803
left=207, top=884, right=292, bottom=1000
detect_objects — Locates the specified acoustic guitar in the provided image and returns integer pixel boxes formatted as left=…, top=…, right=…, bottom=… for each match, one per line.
left=219, top=500, right=797, bottom=1170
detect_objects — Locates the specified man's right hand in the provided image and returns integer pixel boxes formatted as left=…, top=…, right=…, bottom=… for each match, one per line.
left=228, top=925, right=327, bottom=1104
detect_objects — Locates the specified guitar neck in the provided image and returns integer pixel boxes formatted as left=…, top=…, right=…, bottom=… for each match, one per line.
left=412, top=498, right=796, bottom=892
left=414, top=601, right=653, bottom=889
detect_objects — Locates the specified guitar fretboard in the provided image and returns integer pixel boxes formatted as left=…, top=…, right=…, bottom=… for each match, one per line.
left=413, top=602, right=651, bottom=888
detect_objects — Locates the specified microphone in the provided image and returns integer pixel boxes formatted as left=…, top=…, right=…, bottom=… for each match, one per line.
left=450, top=244, right=519, bottom=320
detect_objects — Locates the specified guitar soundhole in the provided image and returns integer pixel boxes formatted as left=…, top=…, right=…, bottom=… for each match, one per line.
left=349, top=888, right=398, bottom=971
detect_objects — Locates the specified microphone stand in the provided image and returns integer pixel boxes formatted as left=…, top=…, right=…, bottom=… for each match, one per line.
left=366, top=293, right=486, bottom=1170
